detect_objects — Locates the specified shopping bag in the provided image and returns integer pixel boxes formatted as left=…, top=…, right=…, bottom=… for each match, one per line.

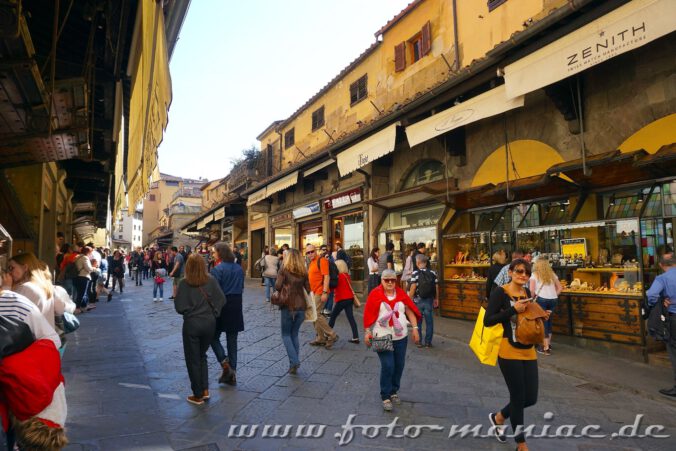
left=304, top=289, right=317, bottom=322
left=469, top=307, right=503, bottom=366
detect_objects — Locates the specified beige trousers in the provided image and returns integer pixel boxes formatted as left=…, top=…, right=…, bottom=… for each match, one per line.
left=312, top=292, right=336, bottom=342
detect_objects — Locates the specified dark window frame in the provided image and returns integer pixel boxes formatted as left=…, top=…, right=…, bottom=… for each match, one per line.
left=303, top=178, right=315, bottom=195
left=311, top=106, right=325, bottom=131
left=409, top=33, right=423, bottom=63
left=488, top=0, right=508, bottom=11
left=284, top=128, right=295, bottom=149
left=349, top=74, right=368, bottom=106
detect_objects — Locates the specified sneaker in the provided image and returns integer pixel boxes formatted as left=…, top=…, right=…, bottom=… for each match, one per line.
left=382, top=399, right=393, bottom=411
left=544, top=348, right=552, bottom=356
left=536, top=346, right=545, bottom=355
left=202, top=390, right=210, bottom=400
left=186, top=395, right=204, bottom=405
left=169, top=296, right=175, bottom=300
left=289, top=364, right=299, bottom=375
left=86, top=304, right=96, bottom=311
left=488, top=413, right=507, bottom=443
left=416, top=343, right=424, bottom=348
left=390, top=394, right=401, bottom=405
left=159, top=297, right=163, bottom=301
left=349, top=338, right=360, bottom=344
left=425, top=343, right=433, bottom=348
left=153, top=298, right=158, bottom=302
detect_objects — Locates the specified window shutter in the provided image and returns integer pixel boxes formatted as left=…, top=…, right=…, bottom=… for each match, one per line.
left=394, top=42, right=406, bottom=72
left=421, top=21, right=432, bottom=56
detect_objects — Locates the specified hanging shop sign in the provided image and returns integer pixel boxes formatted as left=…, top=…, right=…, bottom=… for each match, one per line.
left=504, top=0, right=676, bottom=99
left=560, top=238, right=587, bottom=257
left=323, top=188, right=362, bottom=211
left=271, top=211, right=293, bottom=225
left=293, top=201, right=321, bottom=219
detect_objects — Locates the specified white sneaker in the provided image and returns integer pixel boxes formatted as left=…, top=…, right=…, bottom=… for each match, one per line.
left=159, top=297, right=163, bottom=301
left=153, top=298, right=158, bottom=302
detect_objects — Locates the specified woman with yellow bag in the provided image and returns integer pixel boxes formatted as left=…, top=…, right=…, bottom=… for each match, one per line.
left=484, top=258, right=549, bottom=451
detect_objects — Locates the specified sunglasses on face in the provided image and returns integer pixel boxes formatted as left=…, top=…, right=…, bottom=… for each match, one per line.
left=306, top=250, right=315, bottom=255
left=513, top=268, right=531, bottom=276
left=383, top=279, right=397, bottom=283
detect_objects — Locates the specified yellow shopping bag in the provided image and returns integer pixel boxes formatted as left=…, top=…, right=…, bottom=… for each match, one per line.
left=469, top=306, right=504, bottom=366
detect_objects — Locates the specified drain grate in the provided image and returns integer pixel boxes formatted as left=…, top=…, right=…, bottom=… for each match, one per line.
left=178, top=444, right=220, bottom=451
left=575, top=382, right=618, bottom=395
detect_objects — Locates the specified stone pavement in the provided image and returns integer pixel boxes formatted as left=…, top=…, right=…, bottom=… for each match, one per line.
left=62, top=277, right=676, bottom=450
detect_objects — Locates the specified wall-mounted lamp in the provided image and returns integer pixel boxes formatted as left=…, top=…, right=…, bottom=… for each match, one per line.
left=609, top=195, right=616, bottom=206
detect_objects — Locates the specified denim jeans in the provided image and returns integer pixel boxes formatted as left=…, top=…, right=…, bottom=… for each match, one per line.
left=264, top=277, right=277, bottom=301
left=416, top=297, right=434, bottom=345
left=377, top=337, right=408, bottom=400
left=536, top=297, right=557, bottom=336
left=281, top=308, right=305, bottom=367
left=328, top=300, right=359, bottom=339
left=325, top=291, right=335, bottom=312
left=153, top=282, right=164, bottom=298
left=211, top=330, right=239, bottom=370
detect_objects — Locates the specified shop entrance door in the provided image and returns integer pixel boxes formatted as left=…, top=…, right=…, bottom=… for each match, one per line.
left=251, top=229, right=264, bottom=278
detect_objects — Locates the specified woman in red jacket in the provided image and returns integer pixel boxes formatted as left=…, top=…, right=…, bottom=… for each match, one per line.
left=363, top=269, right=421, bottom=412
left=328, top=259, right=360, bottom=343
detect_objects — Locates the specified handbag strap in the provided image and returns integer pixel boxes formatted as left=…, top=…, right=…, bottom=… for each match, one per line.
left=197, top=286, right=218, bottom=317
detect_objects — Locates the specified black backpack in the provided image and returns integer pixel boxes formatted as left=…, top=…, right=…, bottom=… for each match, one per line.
left=317, top=258, right=339, bottom=289
left=415, top=270, right=436, bottom=299
left=337, top=249, right=352, bottom=269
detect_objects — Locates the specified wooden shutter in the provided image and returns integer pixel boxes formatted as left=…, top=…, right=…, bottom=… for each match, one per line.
left=421, top=21, right=432, bottom=56
left=394, top=42, right=406, bottom=72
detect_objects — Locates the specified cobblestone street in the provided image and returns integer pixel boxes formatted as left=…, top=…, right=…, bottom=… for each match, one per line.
left=62, top=278, right=676, bottom=451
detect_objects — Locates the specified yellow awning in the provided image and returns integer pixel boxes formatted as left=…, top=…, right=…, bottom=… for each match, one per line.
left=247, top=187, right=267, bottom=207
left=126, top=0, right=173, bottom=208
left=266, top=171, right=298, bottom=197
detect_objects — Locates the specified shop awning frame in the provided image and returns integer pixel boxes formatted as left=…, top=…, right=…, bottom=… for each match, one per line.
left=365, top=180, right=453, bottom=210
left=633, top=143, right=676, bottom=176
left=266, top=171, right=299, bottom=197
left=481, top=174, right=579, bottom=201
left=547, top=149, right=652, bottom=189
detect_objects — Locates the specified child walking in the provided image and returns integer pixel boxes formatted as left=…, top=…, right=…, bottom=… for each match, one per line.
left=154, top=267, right=167, bottom=302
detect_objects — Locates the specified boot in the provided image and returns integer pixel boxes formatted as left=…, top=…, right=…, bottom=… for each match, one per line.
left=218, top=360, right=232, bottom=384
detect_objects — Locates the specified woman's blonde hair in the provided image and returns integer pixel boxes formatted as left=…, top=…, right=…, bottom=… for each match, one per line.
left=10, top=252, right=54, bottom=300
left=335, top=259, right=349, bottom=274
left=11, top=413, right=68, bottom=450
left=283, top=249, right=307, bottom=277
left=184, top=253, right=209, bottom=287
left=533, top=257, right=555, bottom=285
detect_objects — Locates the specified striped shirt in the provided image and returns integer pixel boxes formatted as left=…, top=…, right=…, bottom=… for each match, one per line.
left=0, top=290, right=61, bottom=349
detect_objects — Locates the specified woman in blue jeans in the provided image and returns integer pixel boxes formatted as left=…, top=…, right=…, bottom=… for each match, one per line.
left=529, top=258, right=562, bottom=355
left=363, top=269, right=421, bottom=411
left=274, top=249, right=309, bottom=374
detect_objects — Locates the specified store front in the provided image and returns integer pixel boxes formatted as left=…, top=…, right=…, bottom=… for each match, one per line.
left=295, top=202, right=323, bottom=249
left=324, top=188, right=365, bottom=283
left=439, top=173, right=676, bottom=360
left=271, top=211, right=293, bottom=249
left=377, top=203, right=445, bottom=274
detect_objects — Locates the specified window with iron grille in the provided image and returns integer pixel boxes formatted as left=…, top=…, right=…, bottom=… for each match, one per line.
left=311, top=106, right=325, bottom=131
left=488, top=0, right=507, bottom=11
left=284, top=128, right=295, bottom=149
left=350, top=74, right=368, bottom=106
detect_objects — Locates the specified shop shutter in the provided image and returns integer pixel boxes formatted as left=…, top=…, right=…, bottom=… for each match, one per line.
left=421, top=21, right=432, bottom=56
left=394, top=42, right=406, bottom=72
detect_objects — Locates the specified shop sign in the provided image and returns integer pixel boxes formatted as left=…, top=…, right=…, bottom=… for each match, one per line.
left=271, top=211, right=293, bottom=225
left=504, top=0, right=676, bottom=99
left=213, top=208, right=226, bottom=221
left=293, top=201, right=320, bottom=219
left=323, top=188, right=362, bottom=211
left=560, top=238, right=587, bottom=257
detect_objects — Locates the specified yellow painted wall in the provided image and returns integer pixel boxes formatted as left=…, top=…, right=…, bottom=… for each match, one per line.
left=260, top=0, right=563, bottom=173
left=471, top=140, right=565, bottom=187
left=618, top=113, right=676, bottom=154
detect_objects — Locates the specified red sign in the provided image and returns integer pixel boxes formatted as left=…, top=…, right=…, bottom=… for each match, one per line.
left=323, top=188, right=362, bottom=211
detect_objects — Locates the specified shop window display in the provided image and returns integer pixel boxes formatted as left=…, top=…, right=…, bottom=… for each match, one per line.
left=331, top=212, right=365, bottom=281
